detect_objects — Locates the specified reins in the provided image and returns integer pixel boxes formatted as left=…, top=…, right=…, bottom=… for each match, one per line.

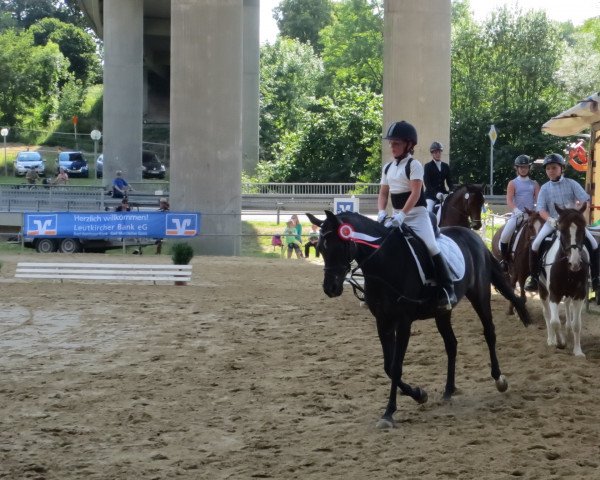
left=326, top=224, right=430, bottom=305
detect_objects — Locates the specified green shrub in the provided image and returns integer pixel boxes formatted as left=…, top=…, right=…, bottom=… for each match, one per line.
left=171, top=242, right=194, bottom=265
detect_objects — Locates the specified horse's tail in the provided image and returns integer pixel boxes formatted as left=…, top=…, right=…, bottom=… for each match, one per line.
left=488, top=250, right=532, bottom=326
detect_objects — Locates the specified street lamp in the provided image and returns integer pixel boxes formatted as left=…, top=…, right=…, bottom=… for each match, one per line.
left=90, top=129, right=102, bottom=179
left=1, top=128, right=8, bottom=177
left=488, top=125, right=497, bottom=195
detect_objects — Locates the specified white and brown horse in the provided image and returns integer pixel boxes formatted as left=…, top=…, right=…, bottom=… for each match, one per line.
left=538, top=205, right=589, bottom=357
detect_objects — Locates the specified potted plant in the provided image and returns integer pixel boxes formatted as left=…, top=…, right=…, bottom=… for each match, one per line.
left=170, top=242, right=194, bottom=285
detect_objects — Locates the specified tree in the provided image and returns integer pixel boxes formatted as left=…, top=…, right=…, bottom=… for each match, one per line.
left=0, top=0, right=89, bottom=29
left=259, top=38, right=324, bottom=165
left=450, top=7, right=568, bottom=190
left=29, top=17, right=101, bottom=84
left=319, top=0, right=383, bottom=94
left=0, top=29, right=69, bottom=125
left=273, top=0, right=333, bottom=53
left=555, top=31, right=600, bottom=101
left=260, top=86, right=382, bottom=182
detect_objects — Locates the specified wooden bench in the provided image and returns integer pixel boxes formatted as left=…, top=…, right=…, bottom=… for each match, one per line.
left=15, top=262, right=192, bottom=284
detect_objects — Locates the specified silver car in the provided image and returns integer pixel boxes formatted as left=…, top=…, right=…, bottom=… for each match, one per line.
left=14, top=151, right=45, bottom=176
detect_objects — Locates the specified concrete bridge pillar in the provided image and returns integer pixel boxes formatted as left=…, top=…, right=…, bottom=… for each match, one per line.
left=383, top=0, right=451, bottom=166
left=170, top=0, right=243, bottom=255
left=103, top=0, right=144, bottom=184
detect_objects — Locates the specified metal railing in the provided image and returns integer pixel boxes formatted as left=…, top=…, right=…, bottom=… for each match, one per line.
left=241, top=182, right=380, bottom=195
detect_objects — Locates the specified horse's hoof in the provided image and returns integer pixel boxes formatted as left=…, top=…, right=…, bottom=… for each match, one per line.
left=376, top=417, right=394, bottom=429
left=556, top=336, right=566, bottom=350
left=359, top=301, right=367, bottom=308
left=415, top=387, right=428, bottom=404
left=495, top=375, right=508, bottom=392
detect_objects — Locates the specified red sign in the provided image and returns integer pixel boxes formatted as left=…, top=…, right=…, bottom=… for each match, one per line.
left=72, top=115, right=78, bottom=125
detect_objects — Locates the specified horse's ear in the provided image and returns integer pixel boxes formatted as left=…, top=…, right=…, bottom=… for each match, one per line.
left=524, top=207, right=533, bottom=215
left=306, top=212, right=323, bottom=227
left=324, top=210, right=340, bottom=225
left=578, top=203, right=587, bottom=214
left=555, top=204, right=563, bottom=215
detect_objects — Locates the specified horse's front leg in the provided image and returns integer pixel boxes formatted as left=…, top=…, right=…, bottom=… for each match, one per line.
left=565, top=298, right=585, bottom=357
left=376, top=319, right=423, bottom=429
left=546, top=301, right=565, bottom=349
left=435, top=311, right=457, bottom=400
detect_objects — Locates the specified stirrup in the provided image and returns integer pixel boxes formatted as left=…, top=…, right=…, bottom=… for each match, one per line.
left=524, top=276, right=538, bottom=292
left=437, top=288, right=457, bottom=311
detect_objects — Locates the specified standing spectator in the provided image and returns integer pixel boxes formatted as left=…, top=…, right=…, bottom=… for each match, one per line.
left=112, top=170, right=131, bottom=198
left=304, top=223, right=320, bottom=258
left=283, top=220, right=303, bottom=259
left=423, top=141, right=453, bottom=212
left=155, top=197, right=170, bottom=254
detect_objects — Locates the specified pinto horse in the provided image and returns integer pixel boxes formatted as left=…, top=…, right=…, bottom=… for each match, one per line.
left=492, top=209, right=544, bottom=314
left=307, top=210, right=531, bottom=429
left=538, top=205, right=589, bottom=357
left=439, top=184, right=485, bottom=230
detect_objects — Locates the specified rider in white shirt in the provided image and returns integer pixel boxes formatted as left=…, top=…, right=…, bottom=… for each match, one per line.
left=377, top=121, right=457, bottom=310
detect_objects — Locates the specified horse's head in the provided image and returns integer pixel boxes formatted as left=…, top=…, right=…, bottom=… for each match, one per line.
left=442, top=184, right=485, bottom=230
left=555, top=204, right=587, bottom=272
left=524, top=208, right=543, bottom=239
left=306, top=211, right=357, bottom=297
left=463, top=184, right=485, bottom=230
left=306, top=211, right=385, bottom=298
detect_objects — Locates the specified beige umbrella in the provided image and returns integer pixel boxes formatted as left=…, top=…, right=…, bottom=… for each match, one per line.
left=542, top=92, right=600, bottom=137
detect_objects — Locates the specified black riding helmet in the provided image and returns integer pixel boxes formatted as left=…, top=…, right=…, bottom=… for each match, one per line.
left=543, top=153, right=566, bottom=168
left=430, top=141, right=444, bottom=152
left=514, top=154, right=532, bottom=166
left=384, top=121, right=418, bottom=145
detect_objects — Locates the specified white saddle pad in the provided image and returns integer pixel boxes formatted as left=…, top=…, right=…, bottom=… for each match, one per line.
left=437, top=234, right=465, bottom=282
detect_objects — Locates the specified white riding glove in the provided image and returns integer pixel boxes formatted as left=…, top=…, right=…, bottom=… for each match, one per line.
left=389, top=211, right=406, bottom=228
left=547, top=217, right=557, bottom=229
left=436, top=192, right=444, bottom=201
left=377, top=210, right=387, bottom=223
left=512, top=207, right=522, bottom=215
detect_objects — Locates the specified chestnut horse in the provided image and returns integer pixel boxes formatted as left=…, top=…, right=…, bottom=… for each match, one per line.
left=439, top=184, right=485, bottom=230
left=492, top=209, right=543, bottom=314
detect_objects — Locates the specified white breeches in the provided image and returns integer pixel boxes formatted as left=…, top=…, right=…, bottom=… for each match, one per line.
left=393, top=206, right=440, bottom=255
left=499, top=213, right=521, bottom=244
left=426, top=198, right=436, bottom=212
left=532, top=222, right=598, bottom=252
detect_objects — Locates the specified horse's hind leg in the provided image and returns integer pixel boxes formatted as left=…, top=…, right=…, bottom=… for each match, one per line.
left=467, top=291, right=508, bottom=392
left=435, top=311, right=457, bottom=400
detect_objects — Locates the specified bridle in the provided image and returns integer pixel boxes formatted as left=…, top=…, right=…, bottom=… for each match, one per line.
left=442, top=188, right=483, bottom=228
left=320, top=223, right=429, bottom=305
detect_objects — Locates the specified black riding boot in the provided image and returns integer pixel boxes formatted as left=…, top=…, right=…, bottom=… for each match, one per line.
left=590, top=247, right=600, bottom=305
left=500, top=242, right=510, bottom=273
left=432, top=253, right=458, bottom=311
left=524, top=249, right=539, bottom=292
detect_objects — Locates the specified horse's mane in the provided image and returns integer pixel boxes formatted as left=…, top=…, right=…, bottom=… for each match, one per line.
left=336, top=211, right=389, bottom=236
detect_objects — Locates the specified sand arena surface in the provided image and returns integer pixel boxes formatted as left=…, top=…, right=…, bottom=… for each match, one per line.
left=1, top=253, right=600, bottom=479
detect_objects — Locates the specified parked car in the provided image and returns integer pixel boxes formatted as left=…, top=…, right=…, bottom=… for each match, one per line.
left=56, top=151, right=89, bottom=178
left=142, top=150, right=166, bottom=179
left=96, top=154, right=103, bottom=178
left=14, top=151, right=45, bottom=176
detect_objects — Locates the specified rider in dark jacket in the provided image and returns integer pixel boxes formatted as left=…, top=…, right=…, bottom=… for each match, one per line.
left=423, top=141, right=453, bottom=212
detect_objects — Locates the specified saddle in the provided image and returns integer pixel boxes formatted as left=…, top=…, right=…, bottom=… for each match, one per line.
left=399, top=224, right=465, bottom=286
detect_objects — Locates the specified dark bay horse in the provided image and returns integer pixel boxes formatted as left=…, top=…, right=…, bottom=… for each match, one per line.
left=439, top=184, right=485, bottom=230
left=307, top=210, right=531, bottom=429
left=538, top=205, right=588, bottom=357
left=491, top=209, right=543, bottom=314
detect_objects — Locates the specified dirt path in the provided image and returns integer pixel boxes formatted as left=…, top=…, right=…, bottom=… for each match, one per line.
left=1, top=253, right=600, bottom=479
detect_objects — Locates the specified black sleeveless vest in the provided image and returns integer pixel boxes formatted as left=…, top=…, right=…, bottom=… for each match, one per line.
left=385, top=158, right=427, bottom=209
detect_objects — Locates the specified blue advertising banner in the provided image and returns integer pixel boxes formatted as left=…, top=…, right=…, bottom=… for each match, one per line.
left=24, top=212, right=201, bottom=239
